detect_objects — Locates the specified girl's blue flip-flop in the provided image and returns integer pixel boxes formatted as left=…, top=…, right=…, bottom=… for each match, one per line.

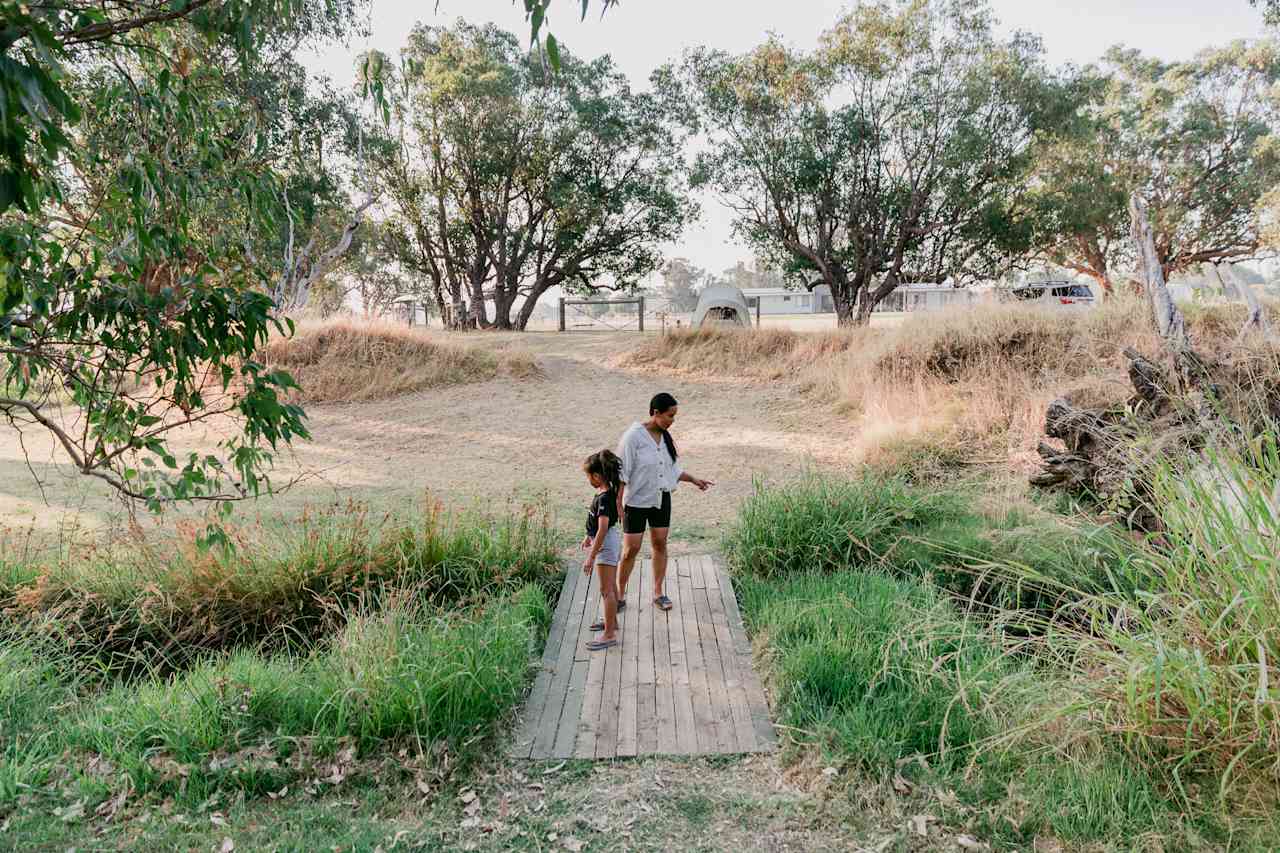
left=586, top=638, right=618, bottom=651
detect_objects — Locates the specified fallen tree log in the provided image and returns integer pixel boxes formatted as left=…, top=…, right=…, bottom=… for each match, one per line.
left=1028, top=194, right=1260, bottom=530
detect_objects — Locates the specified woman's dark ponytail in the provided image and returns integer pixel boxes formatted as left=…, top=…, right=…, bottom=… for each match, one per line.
left=584, top=449, right=622, bottom=492
left=648, top=392, right=679, bottom=462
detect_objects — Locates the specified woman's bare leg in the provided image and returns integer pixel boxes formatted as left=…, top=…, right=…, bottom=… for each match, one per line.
left=649, top=526, right=670, bottom=600
left=618, top=532, right=643, bottom=601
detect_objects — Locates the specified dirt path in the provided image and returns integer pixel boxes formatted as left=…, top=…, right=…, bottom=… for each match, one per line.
left=0, top=331, right=861, bottom=549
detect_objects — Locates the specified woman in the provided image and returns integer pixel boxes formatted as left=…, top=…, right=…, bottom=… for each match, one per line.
left=616, top=392, right=714, bottom=612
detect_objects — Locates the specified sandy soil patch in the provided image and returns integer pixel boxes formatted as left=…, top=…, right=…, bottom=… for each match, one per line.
left=0, top=331, right=862, bottom=553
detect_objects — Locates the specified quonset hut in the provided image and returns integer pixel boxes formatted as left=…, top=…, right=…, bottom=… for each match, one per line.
left=692, top=285, right=753, bottom=328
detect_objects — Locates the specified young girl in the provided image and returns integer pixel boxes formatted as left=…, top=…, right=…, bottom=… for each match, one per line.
left=581, top=449, right=623, bottom=651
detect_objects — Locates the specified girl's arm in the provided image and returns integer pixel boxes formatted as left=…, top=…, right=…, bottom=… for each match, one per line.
left=679, top=471, right=714, bottom=491
left=616, top=483, right=626, bottom=519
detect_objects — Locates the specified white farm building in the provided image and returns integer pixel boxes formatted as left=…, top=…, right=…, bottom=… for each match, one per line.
left=739, top=282, right=987, bottom=316
left=740, top=285, right=835, bottom=315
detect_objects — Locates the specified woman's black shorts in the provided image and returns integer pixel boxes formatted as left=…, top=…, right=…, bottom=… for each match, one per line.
left=623, top=492, right=672, bottom=534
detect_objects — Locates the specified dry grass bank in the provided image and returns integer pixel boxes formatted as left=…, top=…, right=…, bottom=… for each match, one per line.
left=261, top=321, right=539, bottom=404
left=620, top=299, right=1280, bottom=476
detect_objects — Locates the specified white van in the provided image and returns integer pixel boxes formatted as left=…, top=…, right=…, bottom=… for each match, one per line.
left=1005, top=282, right=1096, bottom=307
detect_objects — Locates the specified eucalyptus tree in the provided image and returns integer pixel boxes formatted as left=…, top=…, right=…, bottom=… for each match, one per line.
left=1031, top=42, right=1280, bottom=296
left=1, top=1, right=365, bottom=510
left=681, top=0, right=1061, bottom=325
left=376, top=21, right=694, bottom=331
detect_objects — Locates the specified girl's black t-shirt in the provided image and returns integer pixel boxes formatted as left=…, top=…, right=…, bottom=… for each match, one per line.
left=586, top=488, right=619, bottom=537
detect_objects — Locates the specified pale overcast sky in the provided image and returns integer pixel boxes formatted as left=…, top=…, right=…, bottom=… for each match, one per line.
left=302, top=1, right=1269, bottom=279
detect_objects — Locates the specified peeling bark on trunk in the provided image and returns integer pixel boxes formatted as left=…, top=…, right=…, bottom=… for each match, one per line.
left=1130, top=195, right=1190, bottom=355
left=1129, top=194, right=1212, bottom=390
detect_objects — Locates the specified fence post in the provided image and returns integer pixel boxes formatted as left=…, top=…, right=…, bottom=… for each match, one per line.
left=558, top=298, right=566, bottom=332
left=638, top=296, right=645, bottom=332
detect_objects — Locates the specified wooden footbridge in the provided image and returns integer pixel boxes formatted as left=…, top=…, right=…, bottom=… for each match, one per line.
left=510, top=554, right=776, bottom=760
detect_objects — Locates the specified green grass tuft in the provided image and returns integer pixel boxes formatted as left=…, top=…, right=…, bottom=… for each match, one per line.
left=735, top=569, right=1014, bottom=776
left=0, top=500, right=560, bottom=677
left=0, top=584, right=551, bottom=809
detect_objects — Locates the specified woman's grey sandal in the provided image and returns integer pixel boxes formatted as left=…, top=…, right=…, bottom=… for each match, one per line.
left=586, top=638, right=618, bottom=651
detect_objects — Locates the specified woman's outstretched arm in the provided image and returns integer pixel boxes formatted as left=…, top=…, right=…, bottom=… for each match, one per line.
left=679, top=471, right=714, bottom=491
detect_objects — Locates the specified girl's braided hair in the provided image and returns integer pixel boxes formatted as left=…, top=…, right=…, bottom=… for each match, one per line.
left=583, top=448, right=622, bottom=492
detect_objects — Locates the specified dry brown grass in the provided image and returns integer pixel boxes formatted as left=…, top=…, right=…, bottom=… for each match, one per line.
left=620, top=298, right=1280, bottom=476
left=261, top=321, right=539, bottom=403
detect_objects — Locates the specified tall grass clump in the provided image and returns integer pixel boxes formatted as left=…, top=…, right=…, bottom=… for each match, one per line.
left=725, top=475, right=1210, bottom=845
left=0, top=500, right=561, bottom=676
left=735, top=569, right=1018, bottom=775
left=0, top=634, right=84, bottom=802
left=725, top=474, right=1136, bottom=621
left=260, top=320, right=539, bottom=403
left=998, top=443, right=1280, bottom=809
left=723, top=475, right=971, bottom=578
left=0, top=586, right=549, bottom=808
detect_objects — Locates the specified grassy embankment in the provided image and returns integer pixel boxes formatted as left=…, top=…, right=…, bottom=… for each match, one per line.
left=727, top=466, right=1279, bottom=849
left=707, top=300, right=1280, bottom=849
left=0, top=500, right=563, bottom=846
left=622, top=297, right=1280, bottom=480
left=261, top=320, right=539, bottom=403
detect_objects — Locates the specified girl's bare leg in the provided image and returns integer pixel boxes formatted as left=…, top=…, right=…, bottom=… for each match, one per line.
left=597, top=562, right=619, bottom=641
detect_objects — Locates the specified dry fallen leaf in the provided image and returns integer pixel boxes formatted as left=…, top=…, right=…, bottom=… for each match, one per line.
left=219, top=838, right=235, bottom=853
left=1033, top=838, right=1064, bottom=853
left=95, top=786, right=129, bottom=822
left=907, top=814, right=933, bottom=838
left=562, top=837, right=585, bottom=852
left=460, top=816, right=480, bottom=830
left=416, top=778, right=432, bottom=796
left=891, top=772, right=913, bottom=794
left=821, top=767, right=838, bottom=777
left=542, top=762, right=567, bottom=775
left=956, top=835, right=985, bottom=850
left=459, top=790, right=478, bottom=805
left=464, top=799, right=481, bottom=818
left=267, top=787, right=288, bottom=800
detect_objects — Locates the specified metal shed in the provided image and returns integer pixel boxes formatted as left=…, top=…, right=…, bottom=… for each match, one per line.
left=692, top=285, right=753, bottom=328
